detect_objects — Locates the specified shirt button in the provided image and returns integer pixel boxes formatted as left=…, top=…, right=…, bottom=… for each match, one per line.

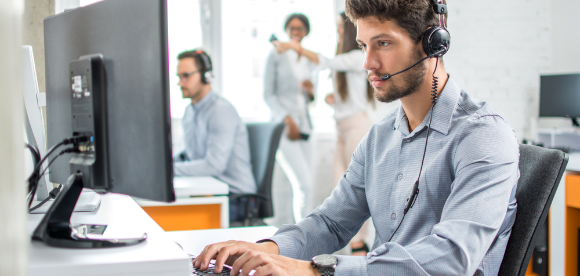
left=406, top=138, right=412, bottom=142
left=397, top=174, right=403, bottom=180
left=391, top=213, right=396, bottom=220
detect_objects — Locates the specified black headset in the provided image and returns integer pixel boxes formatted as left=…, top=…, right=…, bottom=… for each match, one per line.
left=194, top=49, right=213, bottom=84
left=422, top=0, right=450, bottom=57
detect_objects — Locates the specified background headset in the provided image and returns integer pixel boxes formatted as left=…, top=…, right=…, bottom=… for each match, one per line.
left=386, top=0, right=450, bottom=242
left=193, top=49, right=213, bottom=84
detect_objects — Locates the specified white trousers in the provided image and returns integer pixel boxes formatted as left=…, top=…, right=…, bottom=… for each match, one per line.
left=276, top=132, right=313, bottom=222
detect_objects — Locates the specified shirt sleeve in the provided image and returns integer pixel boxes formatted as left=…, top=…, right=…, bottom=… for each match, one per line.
left=173, top=105, right=239, bottom=177
left=263, top=50, right=289, bottom=122
left=268, top=132, right=372, bottom=260
left=317, top=50, right=364, bottom=72
left=269, top=115, right=520, bottom=276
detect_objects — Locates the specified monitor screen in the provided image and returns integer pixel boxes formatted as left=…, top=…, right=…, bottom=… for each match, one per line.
left=44, top=0, right=174, bottom=202
left=539, top=73, right=580, bottom=119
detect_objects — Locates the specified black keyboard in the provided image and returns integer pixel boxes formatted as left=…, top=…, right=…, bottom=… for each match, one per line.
left=190, top=256, right=233, bottom=276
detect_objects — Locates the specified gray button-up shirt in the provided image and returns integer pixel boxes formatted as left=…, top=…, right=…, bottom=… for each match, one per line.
left=268, top=77, right=519, bottom=275
left=174, top=92, right=256, bottom=194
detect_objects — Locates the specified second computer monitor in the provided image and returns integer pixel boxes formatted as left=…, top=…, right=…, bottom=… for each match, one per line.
left=539, top=73, right=580, bottom=124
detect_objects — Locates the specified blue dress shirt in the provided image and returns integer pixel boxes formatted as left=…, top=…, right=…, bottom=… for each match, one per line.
left=268, top=77, right=519, bottom=275
left=173, top=92, right=257, bottom=195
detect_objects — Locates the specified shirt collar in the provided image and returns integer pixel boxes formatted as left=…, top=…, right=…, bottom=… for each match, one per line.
left=191, top=91, right=217, bottom=111
left=394, top=75, right=461, bottom=136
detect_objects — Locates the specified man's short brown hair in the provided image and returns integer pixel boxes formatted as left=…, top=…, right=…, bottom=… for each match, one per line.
left=177, top=49, right=212, bottom=73
left=345, top=0, right=447, bottom=43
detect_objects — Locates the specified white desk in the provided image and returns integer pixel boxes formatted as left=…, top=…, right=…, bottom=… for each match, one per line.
left=167, top=226, right=279, bottom=256
left=137, top=176, right=230, bottom=229
left=172, top=176, right=229, bottom=198
left=28, top=194, right=190, bottom=276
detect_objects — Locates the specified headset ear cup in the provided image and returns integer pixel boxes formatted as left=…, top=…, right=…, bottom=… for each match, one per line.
left=203, top=71, right=213, bottom=84
left=422, top=27, right=451, bottom=57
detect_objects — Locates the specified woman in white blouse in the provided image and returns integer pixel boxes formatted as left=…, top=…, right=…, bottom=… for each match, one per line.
left=276, top=12, right=374, bottom=255
left=265, top=13, right=317, bottom=222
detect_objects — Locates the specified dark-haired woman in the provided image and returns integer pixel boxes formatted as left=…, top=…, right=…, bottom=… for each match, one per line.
left=275, top=12, right=374, bottom=256
left=264, top=13, right=317, bottom=222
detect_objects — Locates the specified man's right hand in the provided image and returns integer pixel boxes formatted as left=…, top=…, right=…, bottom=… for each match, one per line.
left=193, top=240, right=279, bottom=273
left=284, top=116, right=302, bottom=141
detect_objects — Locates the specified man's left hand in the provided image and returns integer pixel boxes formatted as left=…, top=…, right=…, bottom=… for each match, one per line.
left=231, top=250, right=320, bottom=276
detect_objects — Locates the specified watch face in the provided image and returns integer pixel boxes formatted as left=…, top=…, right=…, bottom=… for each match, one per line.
left=313, top=254, right=337, bottom=267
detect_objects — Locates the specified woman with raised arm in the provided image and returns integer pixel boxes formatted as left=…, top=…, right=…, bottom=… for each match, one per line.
left=275, top=12, right=374, bottom=256
left=264, top=13, right=317, bottom=221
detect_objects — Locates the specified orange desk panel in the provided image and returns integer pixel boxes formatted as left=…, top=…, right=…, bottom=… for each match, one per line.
left=142, top=204, right=221, bottom=231
left=565, top=174, right=580, bottom=276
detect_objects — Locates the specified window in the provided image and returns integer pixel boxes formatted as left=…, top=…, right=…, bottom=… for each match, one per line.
left=166, top=0, right=203, bottom=118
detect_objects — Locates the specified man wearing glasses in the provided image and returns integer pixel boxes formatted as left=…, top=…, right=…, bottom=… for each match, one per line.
left=173, top=49, right=257, bottom=223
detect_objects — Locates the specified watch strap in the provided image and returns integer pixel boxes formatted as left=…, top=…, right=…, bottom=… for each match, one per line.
left=317, top=266, right=335, bottom=276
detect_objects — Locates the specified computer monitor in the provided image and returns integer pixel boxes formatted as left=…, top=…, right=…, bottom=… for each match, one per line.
left=22, top=45, right=50, bottom=200
left=33, top=0, right=175, bottom=248
left=539, top=73, right=580, bottom=126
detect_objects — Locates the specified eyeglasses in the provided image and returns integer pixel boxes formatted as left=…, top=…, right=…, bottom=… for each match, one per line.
left=287, top=27, right=306, bottom=33
left=176, top=71, right=200, bottom=82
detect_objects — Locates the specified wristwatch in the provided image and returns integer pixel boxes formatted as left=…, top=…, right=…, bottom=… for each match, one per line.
left=311, top=254, right=337, bottom=276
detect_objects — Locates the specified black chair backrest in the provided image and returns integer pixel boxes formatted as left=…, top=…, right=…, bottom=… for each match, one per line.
left=498, top=144, right=568, bottom=276
left=246, top=122, right=284, bottom=218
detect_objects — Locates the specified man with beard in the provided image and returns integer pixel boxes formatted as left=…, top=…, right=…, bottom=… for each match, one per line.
left=173, top=49, right=256, bottom=223
left=193, top=0, right=519, bottom=275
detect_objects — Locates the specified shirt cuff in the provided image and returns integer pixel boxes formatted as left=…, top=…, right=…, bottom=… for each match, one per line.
left=263, top=235, right=300, bottom=259
left=335, top=255, right=367, bottom=276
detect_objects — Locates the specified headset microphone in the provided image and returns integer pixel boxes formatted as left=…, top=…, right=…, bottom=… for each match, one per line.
left=380, top=48, right=446, bottom=81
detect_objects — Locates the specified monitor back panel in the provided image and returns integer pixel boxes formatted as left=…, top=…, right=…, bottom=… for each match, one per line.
left=45, top=0, right=174, bottom=202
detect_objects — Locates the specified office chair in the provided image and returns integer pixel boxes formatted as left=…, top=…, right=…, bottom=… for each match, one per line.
left=498, top=144, right=568, bottom=276
left=230, top=122, right=284, bottom=227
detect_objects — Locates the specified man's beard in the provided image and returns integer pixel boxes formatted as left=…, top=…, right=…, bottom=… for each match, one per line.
left=181, top=87, right=201, bottom=100
left=370, top=49, right=427, bottom=103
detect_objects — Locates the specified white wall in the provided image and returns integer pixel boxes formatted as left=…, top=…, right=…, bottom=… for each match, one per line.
left=551, top=0, right=580, bottom=73
left=0, top=0, right=27, bottom=275
left=444, top=0, right=553, bottom=141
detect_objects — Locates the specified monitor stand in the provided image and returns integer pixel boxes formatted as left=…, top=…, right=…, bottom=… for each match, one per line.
left=31, top=173, right=147, bottom=248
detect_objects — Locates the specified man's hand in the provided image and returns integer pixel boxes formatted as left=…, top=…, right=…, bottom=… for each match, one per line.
left=284, top=116, right=302, bottom=141
left=231, top=251, right=320, bottom=276
left=193, top=240, right=279, bottom=273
